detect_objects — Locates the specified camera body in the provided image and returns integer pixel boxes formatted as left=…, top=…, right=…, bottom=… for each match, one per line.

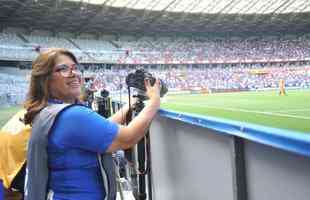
left=125, top=69, right=168, bottom=98
left=100, top=89, right=109, bottom=98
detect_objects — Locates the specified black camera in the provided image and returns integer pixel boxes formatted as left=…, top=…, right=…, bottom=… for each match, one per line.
left=100, top=89, right=109, bottom=98
left=125, top=69, right=168, bottom=98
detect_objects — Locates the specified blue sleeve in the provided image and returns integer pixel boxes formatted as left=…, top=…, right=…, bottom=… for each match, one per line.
left=51, top=105, right=119, bottom=153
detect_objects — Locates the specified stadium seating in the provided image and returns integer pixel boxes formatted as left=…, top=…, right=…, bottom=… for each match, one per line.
left=24, top=35, right=77, bottom=50
left=1, top=32, right=310, bottom=106
left=0, top=72, right=29, bottom=106
left=0, top=33, right=24, bottom=46
left=0, top=33, right=37, bottom=61
left=1, top=32, right=310, bottom=63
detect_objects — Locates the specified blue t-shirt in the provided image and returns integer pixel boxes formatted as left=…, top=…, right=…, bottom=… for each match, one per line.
left=47, top=105, right=119, bottom=200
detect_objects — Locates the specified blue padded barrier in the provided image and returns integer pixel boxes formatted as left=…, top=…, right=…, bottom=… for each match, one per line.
left=159, top=109, right=310, bottom=157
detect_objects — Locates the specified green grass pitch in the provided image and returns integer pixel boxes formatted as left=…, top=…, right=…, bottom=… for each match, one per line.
left=161, top=90, right=310, bottom=134
left=0, top=105, right=22, bottom=127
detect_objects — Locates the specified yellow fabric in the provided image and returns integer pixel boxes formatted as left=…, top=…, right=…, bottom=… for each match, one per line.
left=0, top=110, right=31, bottom=189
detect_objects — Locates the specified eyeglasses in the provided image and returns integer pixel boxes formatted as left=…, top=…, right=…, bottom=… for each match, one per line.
left=54, top=63, right=82, bottom=77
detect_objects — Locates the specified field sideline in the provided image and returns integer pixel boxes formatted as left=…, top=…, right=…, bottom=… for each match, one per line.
left=161, top=89, right=310, bottom=134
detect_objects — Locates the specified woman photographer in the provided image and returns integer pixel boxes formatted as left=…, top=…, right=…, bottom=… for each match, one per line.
left=23, top=48, right=161, bottom=200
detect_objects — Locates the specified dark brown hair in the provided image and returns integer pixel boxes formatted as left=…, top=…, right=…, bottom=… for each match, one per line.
left=23, top=48, right=77, bottom=125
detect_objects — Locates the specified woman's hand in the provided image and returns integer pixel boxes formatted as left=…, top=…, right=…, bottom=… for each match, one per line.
left=144, top=79, right=161, bottom=103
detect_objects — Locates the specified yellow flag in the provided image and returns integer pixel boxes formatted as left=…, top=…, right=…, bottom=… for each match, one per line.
left=0, top=110, right=31, bottom=189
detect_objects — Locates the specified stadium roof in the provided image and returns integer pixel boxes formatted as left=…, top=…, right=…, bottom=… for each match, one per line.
left=0, top=0, right=310, bottom=37
left=68, top=0, right=310, bottom=14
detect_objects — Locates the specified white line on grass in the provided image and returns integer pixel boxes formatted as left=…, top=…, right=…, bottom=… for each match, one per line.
left=271, top=108, right=310, bottom=113
left=171, top=103, right=310, bottom=120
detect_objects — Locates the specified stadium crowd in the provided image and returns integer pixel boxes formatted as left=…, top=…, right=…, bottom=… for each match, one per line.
left=116, top=37, right=310, bottom=64
left=87, top=64, right=310, bottom=92
left=1, top=32, right=310, bottom=63
left=0, top=63, right=310, bottom=106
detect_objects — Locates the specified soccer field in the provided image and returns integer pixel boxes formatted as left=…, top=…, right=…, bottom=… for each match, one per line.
left=161, top=90, right=310, bottom=134
left=0, top=106, right=22, bottom=127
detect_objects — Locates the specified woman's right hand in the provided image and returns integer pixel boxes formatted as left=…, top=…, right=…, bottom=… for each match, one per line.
left=144, top=78, right=161, bottom=104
